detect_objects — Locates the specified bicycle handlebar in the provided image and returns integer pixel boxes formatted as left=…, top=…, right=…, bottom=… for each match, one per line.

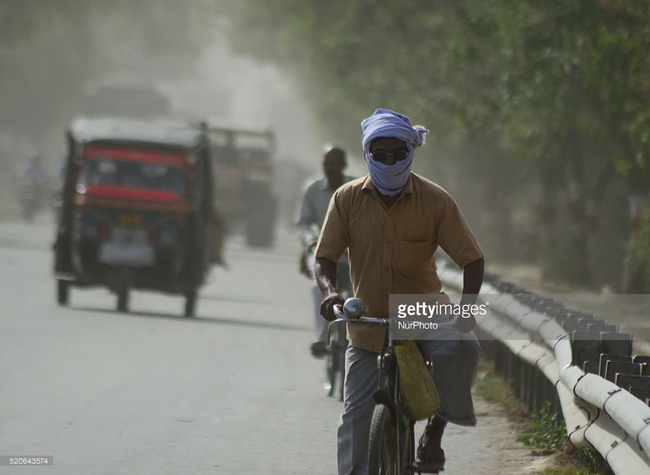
left=332, top=300, right=463, bottom=329
left=332, top=305, right=390, bottom=325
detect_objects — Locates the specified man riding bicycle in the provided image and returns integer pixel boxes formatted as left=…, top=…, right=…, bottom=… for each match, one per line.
left=314, top=109, right=485, bottom=474
left=296, top=146, right=356, bottom=358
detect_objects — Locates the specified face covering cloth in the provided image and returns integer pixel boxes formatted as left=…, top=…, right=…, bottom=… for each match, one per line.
left=361, top=109, right=429, bottom=196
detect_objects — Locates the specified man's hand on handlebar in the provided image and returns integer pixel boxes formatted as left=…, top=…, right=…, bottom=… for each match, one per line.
left=320, top=293, right=345, bottom=322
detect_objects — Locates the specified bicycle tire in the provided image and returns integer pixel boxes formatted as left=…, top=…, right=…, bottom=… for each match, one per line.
left=57, top=280, right=69, bottom=306
left=401, top=417, right=415, bottom=474
left=326, top=349, right=338, bottom=397
left=368, top=404, right=398, bottom=475
left=337, top=346, right=346, bottom=401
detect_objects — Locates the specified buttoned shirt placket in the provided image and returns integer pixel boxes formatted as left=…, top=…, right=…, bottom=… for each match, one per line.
left=379, top=193, right=407, bottom=314
left=382, top=207, right=394, bottom=313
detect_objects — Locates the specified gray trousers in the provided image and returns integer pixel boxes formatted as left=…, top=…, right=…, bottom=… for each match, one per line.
left=337, top=333, right=482, bottom=475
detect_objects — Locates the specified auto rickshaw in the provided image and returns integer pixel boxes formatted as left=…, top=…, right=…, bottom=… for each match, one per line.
left=53, top=117, right=222, bottom=316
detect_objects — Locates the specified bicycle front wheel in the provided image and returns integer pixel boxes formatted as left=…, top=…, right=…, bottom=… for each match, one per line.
left=326, top=349, right=338, bottom=397
left=367, top=404, right=398, bottom=475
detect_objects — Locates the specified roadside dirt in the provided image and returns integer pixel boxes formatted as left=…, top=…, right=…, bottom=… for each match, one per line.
left=473, top=396, right=563, bottom=474
left=430, top=393, right=563, bottom=474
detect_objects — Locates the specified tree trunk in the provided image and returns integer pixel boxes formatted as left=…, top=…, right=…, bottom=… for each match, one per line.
left=622, top=187, right=647, bottom=293
left=563, top=133, right=591, bottom=286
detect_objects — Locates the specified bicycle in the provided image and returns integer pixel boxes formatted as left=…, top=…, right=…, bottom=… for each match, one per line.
left=332, top=297, right=459, bottom=475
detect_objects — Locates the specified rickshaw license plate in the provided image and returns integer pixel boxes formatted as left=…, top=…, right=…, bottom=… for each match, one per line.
left=119, top=214, right=142, bottom=227
left=99, top=227, right=154, bottom=267
left=112, top=227, right=147, bottom=246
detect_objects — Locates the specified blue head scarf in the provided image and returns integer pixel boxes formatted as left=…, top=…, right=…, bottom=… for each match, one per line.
left=361, top=109, right=429, bottom=196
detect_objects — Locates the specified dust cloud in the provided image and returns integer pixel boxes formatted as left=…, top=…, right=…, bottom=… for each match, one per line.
left=0, top=3, right=323, bottom=226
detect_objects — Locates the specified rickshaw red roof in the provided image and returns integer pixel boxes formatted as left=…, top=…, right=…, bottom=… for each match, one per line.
left=84, top=144, right=187, bottom=168
left=80, top=185, right=184, bottom=203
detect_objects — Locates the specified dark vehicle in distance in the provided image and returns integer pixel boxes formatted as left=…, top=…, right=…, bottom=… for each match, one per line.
left=207, top=125, right=277, bottom=248
left=53, top=117, right=219, bottom=316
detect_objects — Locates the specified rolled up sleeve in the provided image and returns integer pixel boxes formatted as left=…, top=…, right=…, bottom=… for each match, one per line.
left=315, top=191, right=350, bottom=264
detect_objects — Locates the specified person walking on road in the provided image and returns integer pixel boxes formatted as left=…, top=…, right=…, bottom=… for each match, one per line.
left=296, top=146, right=356, bottom=357
left=314, top=109, right=485, bottom=474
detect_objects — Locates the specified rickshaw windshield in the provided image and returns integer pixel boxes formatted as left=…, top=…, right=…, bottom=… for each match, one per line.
left=79, top=159, right=186, bottom=196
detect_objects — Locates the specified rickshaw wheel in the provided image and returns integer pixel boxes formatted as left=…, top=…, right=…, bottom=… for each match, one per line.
left=116, top=268, right=132, bottom=313
left=184, top=291, right=197, bottom=317
left=117, top=287, right=129, bottom=312
left=57, top=280, right=69, bottom=306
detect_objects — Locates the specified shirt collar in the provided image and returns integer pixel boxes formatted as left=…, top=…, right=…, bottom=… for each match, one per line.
left=319, top=174, right=354, bottom=192
left=361, top=173, right=414, bottom=196
left=318, top=178, right=331, bottom=191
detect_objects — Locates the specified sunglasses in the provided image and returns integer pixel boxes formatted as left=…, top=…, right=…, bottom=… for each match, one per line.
left=369, top=150, right=409, bottom=162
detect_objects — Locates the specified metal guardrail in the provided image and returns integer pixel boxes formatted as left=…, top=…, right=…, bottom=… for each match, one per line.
left=438, top=261, right=650, bottom=475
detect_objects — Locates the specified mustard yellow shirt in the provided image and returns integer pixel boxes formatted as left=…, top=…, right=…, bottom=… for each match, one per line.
left=315, top=173, right=484, bottom=353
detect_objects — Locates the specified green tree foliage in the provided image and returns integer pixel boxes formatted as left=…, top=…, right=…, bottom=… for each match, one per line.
left=212, top=0, right=650, bottom=289
left=214, top=2, right=444, bottom=144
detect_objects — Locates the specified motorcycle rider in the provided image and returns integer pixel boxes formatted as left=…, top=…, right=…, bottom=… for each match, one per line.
left=18, top=154, right=48, bottom=219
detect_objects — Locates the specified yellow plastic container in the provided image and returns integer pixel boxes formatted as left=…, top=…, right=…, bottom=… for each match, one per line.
left=394, top=340, right=440, bottom=421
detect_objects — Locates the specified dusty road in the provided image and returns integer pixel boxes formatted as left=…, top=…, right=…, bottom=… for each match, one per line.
left=0, top=213, right=552, bottom=474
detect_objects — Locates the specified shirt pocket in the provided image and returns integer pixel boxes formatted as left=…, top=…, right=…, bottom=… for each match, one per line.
left=395, top=239, right=433, bottom=276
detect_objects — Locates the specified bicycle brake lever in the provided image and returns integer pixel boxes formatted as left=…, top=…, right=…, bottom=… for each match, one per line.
left=333, top=304, right=345, bottom=320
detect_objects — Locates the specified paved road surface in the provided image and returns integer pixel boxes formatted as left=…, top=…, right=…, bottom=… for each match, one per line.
left=0, top=213, right=551, bottom=474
